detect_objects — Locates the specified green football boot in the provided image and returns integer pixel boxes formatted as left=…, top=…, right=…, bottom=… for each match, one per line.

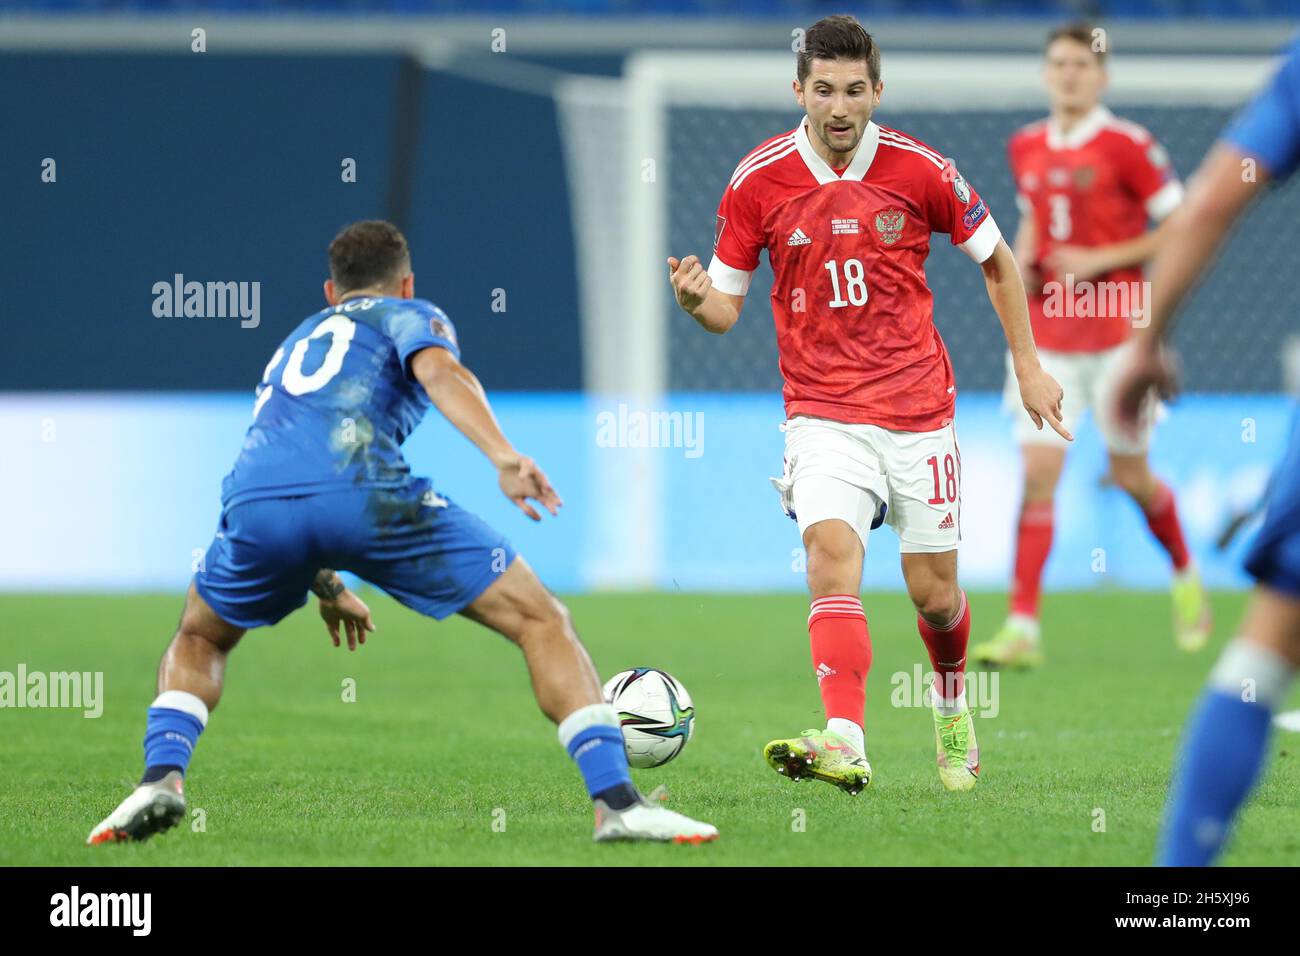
left=971, top=615, right=1044, bottom=670
left=763, top=729, right=871, bottom=795
left=1172, top=565, right=1212, bottom=652
left=933, top=706, right=980, bottom=792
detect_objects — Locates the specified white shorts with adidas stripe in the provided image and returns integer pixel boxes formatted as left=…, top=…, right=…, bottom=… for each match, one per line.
left=1001, top=344, right=1159, bottom=455
left=770, top=415, right=961, bottom=555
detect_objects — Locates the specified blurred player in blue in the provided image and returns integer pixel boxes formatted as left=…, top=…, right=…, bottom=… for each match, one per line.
left=1113, top=39, right=1300, bottom=865
left=87, top=221, right=717, bottom=846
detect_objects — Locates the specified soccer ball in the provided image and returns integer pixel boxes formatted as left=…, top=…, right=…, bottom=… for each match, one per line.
left=602, top=668, right=696, bottom=768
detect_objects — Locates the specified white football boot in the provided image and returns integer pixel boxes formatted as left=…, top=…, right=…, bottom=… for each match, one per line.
left=86, top=770, right=186, bottom=845
left=593, top=786, right=718, bottom=844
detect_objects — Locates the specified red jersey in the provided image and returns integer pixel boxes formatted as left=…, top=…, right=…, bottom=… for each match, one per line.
left=1008, top=105, right=1182, bottom=352
left=707, top=118, right=1000, bottom=432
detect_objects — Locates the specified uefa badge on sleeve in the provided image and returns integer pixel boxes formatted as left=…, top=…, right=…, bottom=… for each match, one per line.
left=430, top=315, right=457, bottom=347
left=951, top=174, right=971, bottom=204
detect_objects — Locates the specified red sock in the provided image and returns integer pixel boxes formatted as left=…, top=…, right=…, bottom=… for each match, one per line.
left=808, top=595, right=872, bottom=726
left=1010, top=500, right=1053, bottom=618
left=1143, top=480, right=1190, bottom=571
left=917, top=590, right=971, bottom=702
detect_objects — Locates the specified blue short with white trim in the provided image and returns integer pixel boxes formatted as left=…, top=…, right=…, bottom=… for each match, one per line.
left=193, top=479, right=516, bottom=628
left=1244, top=409, right=1300, bottom=597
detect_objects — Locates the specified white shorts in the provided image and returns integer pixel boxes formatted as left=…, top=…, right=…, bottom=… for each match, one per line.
left=1002, top=343, right=1158, bottom=455
left=770, top=416, right=961, bottom=555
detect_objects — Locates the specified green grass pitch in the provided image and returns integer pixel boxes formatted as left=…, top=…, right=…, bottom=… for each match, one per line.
left=2, top=589, right=1298, bottom=866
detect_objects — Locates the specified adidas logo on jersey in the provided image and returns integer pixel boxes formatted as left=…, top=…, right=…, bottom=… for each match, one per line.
left=815, top=662, right=837, bottom=684
left=787, top=228, right=811, bottom=246
left=938, top=512, right=955, bottom=531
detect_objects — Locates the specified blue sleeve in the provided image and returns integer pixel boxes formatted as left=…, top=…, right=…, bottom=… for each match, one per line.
left=1223, top=39, right=1300, bottom=181
left=382, top=300, right=461, bottom=375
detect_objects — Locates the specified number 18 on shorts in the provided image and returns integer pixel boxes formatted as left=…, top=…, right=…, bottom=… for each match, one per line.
left=770, top=416, right=961, bottom=555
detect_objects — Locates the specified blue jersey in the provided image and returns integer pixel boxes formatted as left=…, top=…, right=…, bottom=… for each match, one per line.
left=1226, top=37, right=1300, bottom=596
left=221, top=295, right=459, bottom=507
left=1224, top=36, right=1300, bottom=180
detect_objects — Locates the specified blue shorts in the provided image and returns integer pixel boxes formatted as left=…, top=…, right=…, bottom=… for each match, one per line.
left=193, top=479, right=517, bottom=629
left=1244, top=410, right=1300, bottom=597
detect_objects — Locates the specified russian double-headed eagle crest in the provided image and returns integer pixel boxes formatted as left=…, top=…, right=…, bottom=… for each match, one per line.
left=874, top=209, right=907, bottom=245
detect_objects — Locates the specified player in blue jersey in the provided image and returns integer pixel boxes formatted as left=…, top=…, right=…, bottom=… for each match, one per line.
left=1112, top=39, right=1300, bottom=865
left=87, top=221, right=717, bottom=846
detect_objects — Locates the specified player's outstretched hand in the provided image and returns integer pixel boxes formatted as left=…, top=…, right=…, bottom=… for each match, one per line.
left=498, top=453, right=563, bottom=521
left=320, top=589, right=376, bottom=651
left=1112, top=337, right=1179, bottom=440
left=1042, top=244, right=1111, bottom=283
left=1018, top=363, right=1073, bottom=441
left=667, top=254, right=712, bottom=314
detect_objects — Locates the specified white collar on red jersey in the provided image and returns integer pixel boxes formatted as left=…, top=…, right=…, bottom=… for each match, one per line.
left=1047, top=104, right=1113, bottom=150
left=795, top=117, right=880, bottom=184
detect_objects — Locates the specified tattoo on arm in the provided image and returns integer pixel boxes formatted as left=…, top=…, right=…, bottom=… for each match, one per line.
left=311, top=569, right=346, bottom=601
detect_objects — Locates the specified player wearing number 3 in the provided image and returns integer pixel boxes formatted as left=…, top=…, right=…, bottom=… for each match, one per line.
left=973, top=23, right=1208, bottom=670
left=668, top=15, right=1068, bottom=793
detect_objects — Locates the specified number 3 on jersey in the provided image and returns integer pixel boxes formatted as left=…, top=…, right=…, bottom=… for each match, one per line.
left=1048, top=195, right=1071, bottom=241
left=253, top=313, right=356, bottom=418
left=824, top=258, right=869, bottom=308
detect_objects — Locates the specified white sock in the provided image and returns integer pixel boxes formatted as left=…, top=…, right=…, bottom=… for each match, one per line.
left=1007, top=613, right=1040, bottom=642
left=934, top=688, right=968, bottom=718
left=151, top=690, right=209, bottom=727
left=826, top=717, right=865, bottom=755
left=1209, top=639, right=1296, bottom=707
left=926, top=676, right=968, bottom=715
left=557, top=703, right=620, bottom=749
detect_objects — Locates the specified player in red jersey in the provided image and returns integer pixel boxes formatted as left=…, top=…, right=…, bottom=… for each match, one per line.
left=667, top=15, right=1068, bottom=794
left=972, top=23, right=1211, bottom=671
